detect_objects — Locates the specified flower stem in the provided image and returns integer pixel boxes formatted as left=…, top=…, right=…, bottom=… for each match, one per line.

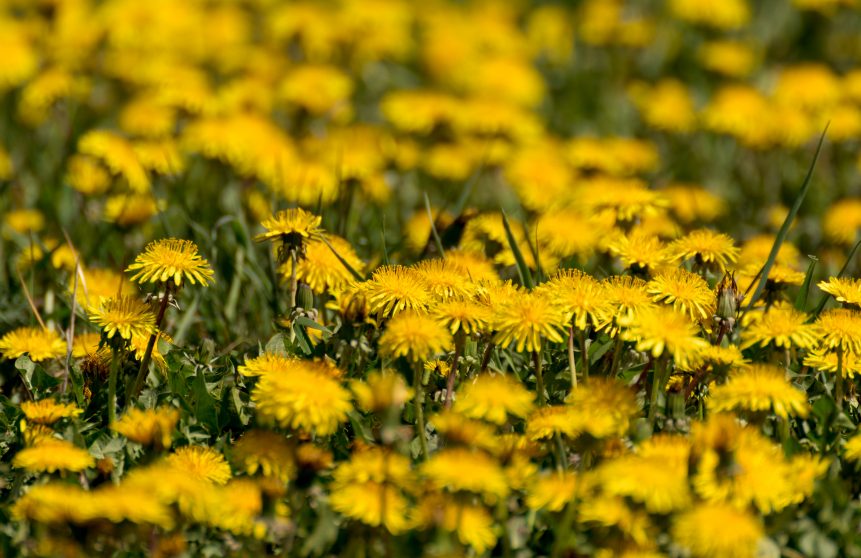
left=648, top=356, right=666, bottom=427
left=480, top=340, right=495, bottom=373
left=444, top=332, right=464, bottom=409
left=836, top=346, right=845, bottom=412
left=533, top=349, right=545, bottom=405
left=413, top=363, right=429, bottom=460
left=108, top=348, right=120, bottom=426
left=580, top=330, right=589, bottom=381
left=609, top=335, right=623, bottom=377
left=289, top=250, right=298, bottom=312
left=567, top=326, right=577, bottom=391
left=132, top=285, right=171, bottom=399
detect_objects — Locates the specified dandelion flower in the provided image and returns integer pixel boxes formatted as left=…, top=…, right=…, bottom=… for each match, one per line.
left=0, top=327, right=66, bottom=362
left=412, top=258, right=476, bottom=301
left=291, top=235, right=363, bottom=294
left=740, top=303, right=818, bottom=350
left=709, top=364, right=809, bottom=419
left=126, top=238, right=214, bottom=287
left=350, top=372, right=413, bottom=412
left=411, top=494, right=497, bottom=554
left=604, top=230, right=669, bottom=271
left=379, top=311, right=453, bottom=362
left=70, top=267, right=136, bottom=307
left=845, top=434, right=861, bottom=461
left=621, top=306, right=708, bottom=368
left=493, top=290, right=568, bottom=353
left=673, top=503, right=762, bottom=558
left=13, top=439, right=94, bottom=473
left=600, top=275, right=655, bottom=331
left=538, top=270, right=610, bottom=331
left=815, top=308, right=861, bottom=354
left=668, top=229, right=739, bottom=271
left=598, top=435, right=692, bottom=513
left=230, top=430, right=295, bottom=481
left=20, top=400, right=82, bottom=425
left=167, top=446, right=232, bottom=485
left=526, top=472, right=579, bottom=511
left=362, top=265, right=431, bottom=317
left=456, top=374, right=535, bottom=424
left=528, top=379, right=638, bottom=440
left=432, top=299, right=493, bottom=335
left=237, top=352, right=295, bottom=378
left=255, top=208, right=322, bottom=245
left=804, top=348, right=861, bottom=378
left=647, top=268, right=716, bottom=320
left=111, top=407, right=180, bottom=449
left=421, top=448, right=509, bottom=503
left=88, top=295, right=156, bottom=341
left=817, top=277, right=861, bottom=308
left=252, top=360, right=352, bottom=436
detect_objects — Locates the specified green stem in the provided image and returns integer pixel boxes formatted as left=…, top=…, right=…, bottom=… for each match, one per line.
left=836, top=346, right=845, bottom=412
left=108, top=348, right=120, bottom=426
left=580, top=330, right=589, bottom=381
left=413, top=363, right=429, bottom=460
left=533, top=349, right=545, bottom=405
left=132, top=284, right=171, bottom=399
left=567, top=326, right=577, bottom=391
left=289, top=249, right=298, bottom=312
left=609, top=335, right=623, bottom=377
left=648, top=356, right=666, bottom=427
left=444, top=332, right=464, bottom=409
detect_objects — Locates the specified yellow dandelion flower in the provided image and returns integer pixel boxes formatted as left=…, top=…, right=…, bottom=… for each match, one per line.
left=13, top=439, right=94, bottom=473
left=330, top=447, right=412, bottom=534
left=379, top=311, right=453, bottom=361
left=599, top=435, right=692, bottom=513
left=604, top=230, right=670, bottom=271
left=740, top=303, right=819, bottom=350
left=455, top=374, right=535, bottom=424
left=411, top=494, right=497, bottom=554
left=815, top=308, right=861, bottom=354
left=167, top=446, right=232, bottom=485
left=528, top=379, right=638, bottom=440
left=129, top=331, right=171, bottom=372
left=661, top=183, right=727, bottom=224
left=538, top=269, right=610, bottom=331
left=251, top=360, right=352, bottom=436
left=421, top=448, right=509, bottom=503
left=433, top=299, right=493, bottom=335
left=818, top=277, right=861, bottom=307
left=534, top=209, right=612, bottom=260
left=668, top=229, right=739, bottom=272
left=255, top=208, right=323, bottom=245
left=237, top=352, right=294, bottom=378
left=20, top=400, right=82, bottom=425
left=0, top=327, right=66, bottom=362
left=5, top=208, right=44, bottom=235
left=621, top=306, right=708, bottom=368
left=362, top=265, right=431, bottom=317
left=412, top=258, right=476, bottom=301
left=279, top=64, right=353, bottom=115
left=443, top=249, right=500, bottom=284
left=698, top=40, right=757, bottom=78
left=823, top=198, right=861, bottom=245
left=350, top=372, right=413, bottom=412
left=70, top=267, right=135, bottom=307
left=682, top=344, right=748, bottom=372
left=432, top=411, right=500, bottom=453
left=845, top=434, right=861, bottom=461
left=629, top=78, right=696, bottom=133
left=330, top=481, right=410, bottom=534
left=88, top=295, right=156, bottom=341
left=599, top=275, right=655, bottom=335
left=578, top=495, right=653, bottom=546
left=103, top=193, right=163, bottom=227
left=230, top=430, right=295, bottom=482
left=126, top=238, right=214, bottom=287
left=668, top=0, right=750, bottom=29
left=78, top=129, right=150, bottom=193
left=526, top=472, right=579, bottom=512
left=111, top=407, right=180, bottom=449
left=647, top=268, right=716, bottom=320
left=20, top=421, right=57, bottom=447
left=709, top=364, right=809, bottom=419
left=66, top=154, right=111, bottom=196
left=672, top=504, right=763, bottom=558
left=290, top=235, right=363, bottom=294
left=803, top=348, right=861, bottom=378
left=493, top=290, right=568, bottom=353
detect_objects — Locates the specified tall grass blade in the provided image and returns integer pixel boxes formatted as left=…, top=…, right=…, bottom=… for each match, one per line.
left=746, top=127, right=827, bottom=310
left=794, top=257, right=817, bottom=311
left=424, top=192, right=445, bottom=257
left=501, top=210, right=534, bottom=289
left=320, top=235, right=365, bottom=281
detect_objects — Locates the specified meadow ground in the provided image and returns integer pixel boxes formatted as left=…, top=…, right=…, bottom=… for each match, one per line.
left=4, top=0, right=861, bottom=557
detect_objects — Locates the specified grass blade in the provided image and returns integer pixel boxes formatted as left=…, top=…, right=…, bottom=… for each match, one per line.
left=812, top=238, right=861, bottom=318
left=794, top=257, right=818, bottom=311
left=320, top=235, right=365, bottom=281
left=501, top=210, right=534, bottom=290
left=746, top=127, right=827, bottom=310
left=424, top=192, right=445, bottom=257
